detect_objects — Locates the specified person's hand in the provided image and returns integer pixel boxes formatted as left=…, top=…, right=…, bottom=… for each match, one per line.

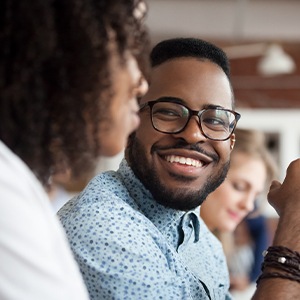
left=267, top=158, right=300, bottom=216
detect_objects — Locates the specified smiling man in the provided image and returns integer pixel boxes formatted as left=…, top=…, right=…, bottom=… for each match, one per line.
left=58, top=38, right=241, bottom=299
left=127, top=40, right=239, bottom=212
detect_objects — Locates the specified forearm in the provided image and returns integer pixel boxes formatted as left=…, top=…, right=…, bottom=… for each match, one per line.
left=273, top=207, right=300, bottom=250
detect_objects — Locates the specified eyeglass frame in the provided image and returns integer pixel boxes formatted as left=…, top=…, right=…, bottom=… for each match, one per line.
left=139, top=97, right=241, bottom=141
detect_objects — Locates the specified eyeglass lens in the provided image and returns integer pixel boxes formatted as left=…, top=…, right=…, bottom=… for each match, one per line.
left=151, top=102, right=236, bottom=140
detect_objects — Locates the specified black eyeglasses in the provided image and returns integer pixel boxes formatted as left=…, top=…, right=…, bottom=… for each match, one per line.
left=139, top=98, right=241, bottom=141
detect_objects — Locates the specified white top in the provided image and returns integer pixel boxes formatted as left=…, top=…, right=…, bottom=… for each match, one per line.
left=0, top=141, right=89, bottom=300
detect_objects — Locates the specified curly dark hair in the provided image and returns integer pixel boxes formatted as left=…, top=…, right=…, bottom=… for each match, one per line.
left=0, top=0, right=150, bottom=185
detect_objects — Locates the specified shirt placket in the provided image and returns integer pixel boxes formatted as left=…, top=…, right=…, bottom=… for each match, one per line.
left=177, top=212, right=200, bottom=253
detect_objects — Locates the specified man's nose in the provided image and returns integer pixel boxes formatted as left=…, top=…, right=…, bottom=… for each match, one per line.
left=172, top=116, right=207, bottom=144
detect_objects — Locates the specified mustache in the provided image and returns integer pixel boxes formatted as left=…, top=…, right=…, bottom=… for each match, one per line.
left=152, top=141, right=219, bottom=162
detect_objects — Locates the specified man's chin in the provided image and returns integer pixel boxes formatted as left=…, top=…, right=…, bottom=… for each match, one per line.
left=151, top=186, right=205, bottom=211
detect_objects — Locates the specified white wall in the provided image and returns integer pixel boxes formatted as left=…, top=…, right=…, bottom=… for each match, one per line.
left=146, top=0, right=300, bottom=42
left=237, top=108, right=300, bottom=181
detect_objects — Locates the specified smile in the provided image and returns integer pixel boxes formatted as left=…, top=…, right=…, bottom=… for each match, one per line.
left=165, top=155, right=203, bottom=168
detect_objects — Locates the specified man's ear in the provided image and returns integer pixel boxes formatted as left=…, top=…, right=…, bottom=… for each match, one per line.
left=230, top=133, right=236, bottom=151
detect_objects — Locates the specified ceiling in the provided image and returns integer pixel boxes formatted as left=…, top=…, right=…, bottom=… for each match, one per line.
left=145, top=0, right=300, bottom=108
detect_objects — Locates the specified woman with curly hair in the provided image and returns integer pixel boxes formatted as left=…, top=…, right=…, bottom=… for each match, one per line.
left=0, top=0, right=150, bottom=299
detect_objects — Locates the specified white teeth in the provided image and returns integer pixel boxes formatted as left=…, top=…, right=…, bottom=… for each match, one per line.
left=186, top=158, right=192, bottom=165
left=165, top=155, right=203, bottom=167
left=179, top=157, right=185, bottom=164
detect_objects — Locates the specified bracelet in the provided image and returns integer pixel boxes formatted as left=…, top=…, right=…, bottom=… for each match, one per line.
left=256, top=246, right=300, bottom=285
left=262, top=246, right=300, bottom=272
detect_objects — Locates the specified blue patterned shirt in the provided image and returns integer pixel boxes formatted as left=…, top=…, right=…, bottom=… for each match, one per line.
left=58, top=159, right=232, bottom=299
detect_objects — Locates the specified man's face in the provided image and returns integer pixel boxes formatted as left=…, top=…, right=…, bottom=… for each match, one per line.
left=126, top=57, right=235, bottom=210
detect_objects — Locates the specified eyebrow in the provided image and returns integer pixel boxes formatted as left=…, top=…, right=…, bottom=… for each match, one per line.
left=153, top=97, right=229, bottom=110
left=204, top=104, right=227, bottom=110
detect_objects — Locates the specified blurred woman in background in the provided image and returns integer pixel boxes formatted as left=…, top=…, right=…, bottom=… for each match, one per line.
left=200, top=128, right=278, bottom=296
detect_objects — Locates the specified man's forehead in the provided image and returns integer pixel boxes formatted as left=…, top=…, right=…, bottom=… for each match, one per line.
left=140, top=58, right=233, bottom=109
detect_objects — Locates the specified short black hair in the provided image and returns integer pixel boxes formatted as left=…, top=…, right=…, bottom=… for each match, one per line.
left=150, top=37, right=230, bottom=79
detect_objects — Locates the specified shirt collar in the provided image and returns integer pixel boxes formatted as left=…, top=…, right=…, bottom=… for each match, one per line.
left=117, top=158, right=200, bottom=250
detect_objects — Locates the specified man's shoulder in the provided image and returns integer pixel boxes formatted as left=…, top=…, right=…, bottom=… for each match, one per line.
left=57, top=170, right=139, bottom=226
left=74, top=170, right=128, bottom=202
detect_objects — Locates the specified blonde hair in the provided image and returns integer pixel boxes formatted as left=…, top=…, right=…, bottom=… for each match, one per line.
left=233, top=128, right=278, bottom=184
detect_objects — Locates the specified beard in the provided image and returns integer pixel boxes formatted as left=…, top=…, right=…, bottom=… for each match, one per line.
left=126, top=134, right=230, bottom=211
